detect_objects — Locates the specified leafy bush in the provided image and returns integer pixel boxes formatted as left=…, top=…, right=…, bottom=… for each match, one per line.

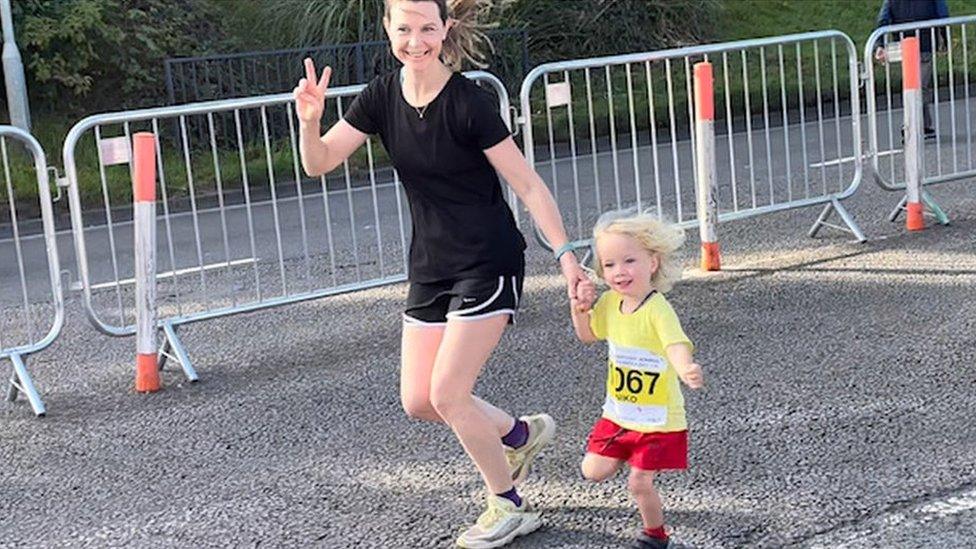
left=11, top=0, right=228, bottom=113
left=231, top=0, right=717, bottom=65
left=253, top=0, right=387, bottom=49
left=4, top=0, right=718, bottom=118
left=497, top=0, right=719, bottom=63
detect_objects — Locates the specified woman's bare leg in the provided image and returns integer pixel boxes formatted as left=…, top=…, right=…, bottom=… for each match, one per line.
left=400, top=323, right=515, bottom=436
left=428, top=315, right=513, bottom=493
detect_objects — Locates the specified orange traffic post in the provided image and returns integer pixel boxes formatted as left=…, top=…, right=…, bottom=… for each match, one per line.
left=693, top=61, right=721, bottom=271
left=133, top=132, right=160, bottom=393
left=901, top=37, right=925, bottom=232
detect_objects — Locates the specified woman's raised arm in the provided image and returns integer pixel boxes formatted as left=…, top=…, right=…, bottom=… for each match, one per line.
left=295, top=58, right=369, bottom=176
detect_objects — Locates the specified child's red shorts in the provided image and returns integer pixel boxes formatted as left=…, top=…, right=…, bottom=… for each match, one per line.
left=585, top=417, right=688, bottom=470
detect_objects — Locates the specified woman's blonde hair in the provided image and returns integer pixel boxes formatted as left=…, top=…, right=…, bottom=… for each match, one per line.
left=384, top=0, right=495, bottom=71
left=592, top=209, right=686, bottom=294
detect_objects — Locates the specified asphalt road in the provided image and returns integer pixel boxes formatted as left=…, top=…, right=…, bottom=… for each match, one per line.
left=2, top=85, right=976, bottom=548
left=1, top=154, right=975, bottom=547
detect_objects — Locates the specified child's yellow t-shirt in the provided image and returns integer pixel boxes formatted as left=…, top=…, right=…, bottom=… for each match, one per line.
left=589, top=290, right=693, bottom=433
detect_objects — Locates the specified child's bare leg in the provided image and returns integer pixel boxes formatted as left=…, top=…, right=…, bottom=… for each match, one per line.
left=581, top=452, right=624, bottom=482
left=628, top=468, right=664, bottom=529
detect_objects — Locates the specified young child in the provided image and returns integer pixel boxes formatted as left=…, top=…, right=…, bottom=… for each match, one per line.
left=570, top=210, right=704, bottom=549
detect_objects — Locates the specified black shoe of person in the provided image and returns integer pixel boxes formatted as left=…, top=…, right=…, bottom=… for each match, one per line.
left=631, top=533, right=670, bottom=549
left=900, top=127, right=936, bottom=144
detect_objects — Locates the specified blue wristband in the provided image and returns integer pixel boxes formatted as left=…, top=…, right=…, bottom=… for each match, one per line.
left=554, top=240, right=585, bottom=261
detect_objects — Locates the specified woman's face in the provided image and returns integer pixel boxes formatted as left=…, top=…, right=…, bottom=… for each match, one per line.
left=385, top=1, right=451, bottom=71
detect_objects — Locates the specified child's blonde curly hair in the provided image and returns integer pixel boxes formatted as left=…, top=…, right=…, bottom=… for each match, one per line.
left=592, top=209, right=686, bottom=293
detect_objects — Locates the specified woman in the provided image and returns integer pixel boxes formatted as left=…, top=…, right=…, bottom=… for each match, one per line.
left=295, top=1, right=589, bottom=547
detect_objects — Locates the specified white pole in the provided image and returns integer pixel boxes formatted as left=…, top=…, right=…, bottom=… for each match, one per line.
left=902, top=37, right=925, bottom=231
left=694, top=61, right=721, bottom=270
left=133, top=132, right=160, bottom=392
left=0, top=0, right=30, bottom=131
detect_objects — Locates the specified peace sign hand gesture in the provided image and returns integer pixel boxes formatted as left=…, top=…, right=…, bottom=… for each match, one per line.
left=293, top=58, right=332, bottom=124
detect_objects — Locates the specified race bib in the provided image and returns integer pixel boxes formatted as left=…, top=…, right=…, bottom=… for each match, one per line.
left=603, top=342, right=669, bottom=426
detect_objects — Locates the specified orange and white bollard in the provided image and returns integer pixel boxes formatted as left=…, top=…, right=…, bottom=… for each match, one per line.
left=693, top=61, right=720, bottom=271
left=901, top=37, right=925, bottom=232
left=133, top=132, right=160, bottom=393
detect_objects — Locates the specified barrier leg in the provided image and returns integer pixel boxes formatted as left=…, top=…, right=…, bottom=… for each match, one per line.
left=809, top=203, right=833, bottom=238
left=888, top=195, right=908, bottom=222
left=6, top=354, right=45, bottom=417
left=157, top=337, right=171, bottom=371
left=922, top=191, right=950, bottom=225
left=162, top=321, right=198, bottom=383
left=693, top=61, right=720, bottom=271
left=889, top=192, right=949, bottom=225
left=809, top=198, right=867, bottom=242
left=6, top=370, right=16, bottom=402
left=831, top=199, right=867, bottom=242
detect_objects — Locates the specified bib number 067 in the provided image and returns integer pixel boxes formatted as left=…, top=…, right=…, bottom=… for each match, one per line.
left=613, top=367, right=660, bottom=395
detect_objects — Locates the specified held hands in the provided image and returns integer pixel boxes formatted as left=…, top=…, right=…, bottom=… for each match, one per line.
left=559, top=253, right=593, bottom=312
left=573, top=277, right=597, bottom=313
left=676, top=362, right=704, bottom=390
left=293, top=58, right=332, bottom=124
left=874, top=46, right=886, bottom=62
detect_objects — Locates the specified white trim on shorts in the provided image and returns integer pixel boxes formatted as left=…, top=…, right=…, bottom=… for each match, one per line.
left=511, top=275, right=519, bottom=308
left=446, top=276, right=505, bottom=317
left=402, top=313, right=447, bottom=327
left=446, top=309, right=516, bottom=322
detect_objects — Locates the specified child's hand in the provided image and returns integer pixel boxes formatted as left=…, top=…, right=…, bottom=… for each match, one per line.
left=677, top=363, right=704, bottom=389
left=574, top=277, right=597, bottom=313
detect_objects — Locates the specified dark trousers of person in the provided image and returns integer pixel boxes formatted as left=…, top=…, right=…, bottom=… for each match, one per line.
left=920, top=52, right=934, bottom=131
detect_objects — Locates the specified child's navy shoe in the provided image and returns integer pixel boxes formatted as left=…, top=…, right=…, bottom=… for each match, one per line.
left=630, top=532, right=670, bottom=549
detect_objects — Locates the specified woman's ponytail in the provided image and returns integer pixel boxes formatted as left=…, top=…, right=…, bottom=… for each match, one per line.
left=441, top=0, right=496, bottom=71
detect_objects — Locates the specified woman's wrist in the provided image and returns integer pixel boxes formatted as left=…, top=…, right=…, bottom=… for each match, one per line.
left=558, top=251, right=579, bottom=276
left=553, top=241, right=575, bottom=261
left=299, top=119, right=321, bottom=133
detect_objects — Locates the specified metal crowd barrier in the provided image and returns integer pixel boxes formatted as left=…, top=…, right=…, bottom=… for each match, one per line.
left=864, top=15, right=976, bottom=223
left=17, top=22, right=976, bottom=411
left=518, top=30, right=866, bottom=248
left=62, top=71, right=510, bottom=377
left=1, top=126, right=65, bottom=416
left=164, top=29, right=530, bottom=104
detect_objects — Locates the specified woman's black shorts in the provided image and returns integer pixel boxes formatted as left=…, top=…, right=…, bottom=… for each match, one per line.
left=403, top=273, right=524, bottom=326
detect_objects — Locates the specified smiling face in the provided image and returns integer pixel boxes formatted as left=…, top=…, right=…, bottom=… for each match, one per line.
left=384, top=1, right=451, bottom=71
left=595, top=232, right=660, bottom=299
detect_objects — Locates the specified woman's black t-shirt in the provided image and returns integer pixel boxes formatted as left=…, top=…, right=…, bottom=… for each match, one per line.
left=343, top=71, right=526, bottom=283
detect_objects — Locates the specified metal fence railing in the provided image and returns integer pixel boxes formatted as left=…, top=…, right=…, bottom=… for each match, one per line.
left=864, top=15, right=976, bottom=222
left=1, top=126, right=65, bottom=417
left=13, top=24, right=976, bottom=416
left=63, top=72, right=511, bottom=377
left=519, top=31, right=866, bottom=249
left=164, top=29, right=530, bottom=104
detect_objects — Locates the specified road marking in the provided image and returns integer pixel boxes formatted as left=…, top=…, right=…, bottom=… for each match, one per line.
left=807, top=487, right=976, bottom=548
left=0, top=180, right=405, bottom=244
left=89, top=257, right=256, bottom=290
left=808, top=148, right=901, bottom=169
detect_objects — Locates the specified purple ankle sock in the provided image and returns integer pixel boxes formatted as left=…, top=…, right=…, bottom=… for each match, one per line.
left=496, top=487, right=522, bottom=507
left=501, top=420, right=529, bottom=448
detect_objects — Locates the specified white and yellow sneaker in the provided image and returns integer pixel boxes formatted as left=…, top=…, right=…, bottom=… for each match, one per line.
left=456, top=495, right=542, bottom=549
left=505, top=413, right=556, bottom=485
